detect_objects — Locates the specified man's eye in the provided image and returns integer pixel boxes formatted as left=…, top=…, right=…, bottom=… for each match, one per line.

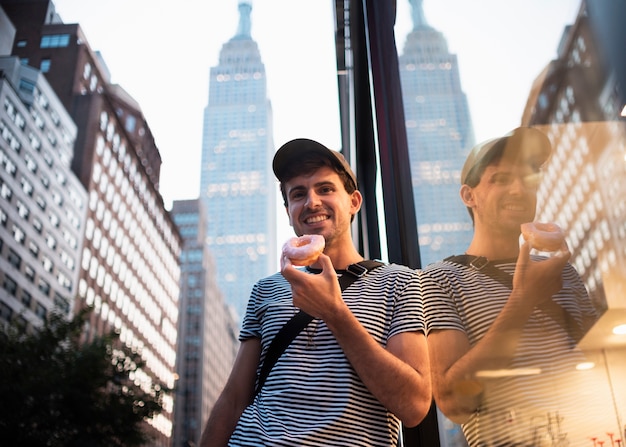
left=492, top=175, right=512, bottom=184
left=523, top=173, right=542, bottom=188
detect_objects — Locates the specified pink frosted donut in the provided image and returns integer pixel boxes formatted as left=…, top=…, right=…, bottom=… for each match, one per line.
left=282, top=234, right=325, bottom=266
left=521, top=222, right=565, bottom=252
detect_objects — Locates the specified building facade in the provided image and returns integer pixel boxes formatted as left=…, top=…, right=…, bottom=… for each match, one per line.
left=521, top=1, right=625, bottom=442
left=398, top=0, right=475, bottom=267
left=2, top=1, right=182, bottom=443
left=0, top=55, right=86, bottom=331
left=171, top=199, right=238, bottom=447
left=200, top=1, right=276, bottom=320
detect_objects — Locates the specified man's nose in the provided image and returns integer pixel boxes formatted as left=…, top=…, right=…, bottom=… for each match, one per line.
left=511, top=174, right=538, bottom=194
left=305, top=191, right=321, bottom=207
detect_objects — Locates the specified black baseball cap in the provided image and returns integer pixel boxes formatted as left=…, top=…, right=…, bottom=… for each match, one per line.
left=272, top=138, right=357, bottom=189
left=461, top=127, right=552, bottom=185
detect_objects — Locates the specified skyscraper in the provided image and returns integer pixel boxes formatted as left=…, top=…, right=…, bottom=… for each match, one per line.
left=398, top=0, right=475, bottom=267
left=0, top=55, right=87, bottom=331
left=171, top=199, right=238, bottom=447
left=200, top=1, right=276, bottom=320
left=2, top=1, right=182, bottom=443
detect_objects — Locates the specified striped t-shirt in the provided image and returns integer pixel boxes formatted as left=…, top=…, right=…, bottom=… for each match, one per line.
left=229, top=263, right=424, bottom=447
left=421, top=256, right=599, bottom=447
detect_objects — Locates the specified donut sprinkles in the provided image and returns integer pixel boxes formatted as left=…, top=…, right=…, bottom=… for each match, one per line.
left=520, top=222, right=565, bottom=252
left=282, top=234, right=325, bottom=266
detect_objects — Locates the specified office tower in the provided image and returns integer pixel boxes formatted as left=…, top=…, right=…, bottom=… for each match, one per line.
left=398, top=0, right=475, bottom=267
left=2, top=1, right=182, bottom=444
left=171, top=199, right=238, bottom=447
left=0, top=55, right=87, bottom=330
left=200, top=1, right=276, bottom=320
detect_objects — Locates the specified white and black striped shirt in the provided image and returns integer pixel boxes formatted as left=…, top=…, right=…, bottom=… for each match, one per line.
left=421, top=257, right=599, bottom=447
left=230, top=263, right=424, bottom=446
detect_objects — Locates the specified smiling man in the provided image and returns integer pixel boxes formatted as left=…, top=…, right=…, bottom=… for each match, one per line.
left=200, top=138, right=432, bottom=446
left=421, top=127, right=598, bottom=446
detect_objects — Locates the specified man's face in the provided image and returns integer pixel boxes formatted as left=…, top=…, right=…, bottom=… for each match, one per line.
left=283, top=166, right=361, bottom=245
left=464, top=158, right=540, bottom=235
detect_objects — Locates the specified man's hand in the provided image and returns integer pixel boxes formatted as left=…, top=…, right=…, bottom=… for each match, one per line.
left=281, top=254, right=345, bottom=321
left=511, top=241, right=570, bottom=309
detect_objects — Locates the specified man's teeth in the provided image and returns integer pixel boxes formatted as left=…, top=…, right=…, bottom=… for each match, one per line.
left=306, top=215, right=328, bottom=223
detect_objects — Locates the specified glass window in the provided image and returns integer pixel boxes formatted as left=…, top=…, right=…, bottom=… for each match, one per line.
left=35, top=302, right=47, bottom=319
left=40, top=58, right=51, bottom=73
left=3, top=275, right=17, bottom=296
left=38, top=279, right=50, bottom=296
left=8, top=249, right=21, bottom=269
left=40, top=34, right=70, bottom=48
left=21, top=290, right=32, bottom=307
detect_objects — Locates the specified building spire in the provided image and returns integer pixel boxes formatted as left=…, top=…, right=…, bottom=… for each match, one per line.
left=409, top=0, right=429, bottom=30
left=235, top=1, right=252, bottom=38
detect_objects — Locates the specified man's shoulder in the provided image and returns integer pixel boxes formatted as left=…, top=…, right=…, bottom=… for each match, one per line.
left=254, top=271, right=289, bottom=288
left=371, top=261, right=416, bottom=275
left=422, top=256, right=466, bottom=274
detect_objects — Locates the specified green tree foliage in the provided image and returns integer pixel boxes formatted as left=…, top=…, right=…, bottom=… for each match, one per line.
left=0, top=308, right=166, bottom=446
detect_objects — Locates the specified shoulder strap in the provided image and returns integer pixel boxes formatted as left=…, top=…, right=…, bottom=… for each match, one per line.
left=445, top=254, right=512, bottom=288
left=444, top=255, right=582, bottom=345
left=254, top=260, right=384, bottom=396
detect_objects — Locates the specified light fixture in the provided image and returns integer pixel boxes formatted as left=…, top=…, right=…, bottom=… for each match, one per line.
left=475, top=368, right=542, bottom=378
left=575, top=361, right=595, bottom=371
left=612, top=323, right=626, bottom=335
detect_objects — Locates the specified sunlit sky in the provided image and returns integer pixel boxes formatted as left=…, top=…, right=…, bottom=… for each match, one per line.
left=51, top=0, right=580, bottom=211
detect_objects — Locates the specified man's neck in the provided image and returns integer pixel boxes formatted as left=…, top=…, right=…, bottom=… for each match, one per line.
left=466, top=229, right=520, bottom=260
left=313, top=243, right=364, bottom=270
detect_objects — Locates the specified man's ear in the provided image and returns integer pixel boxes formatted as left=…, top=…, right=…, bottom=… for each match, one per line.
left=350, top=190, right=363, bottom=216
left=285, top=206, right=293, bottom=227
left=460, top=184, right=475, bottom=207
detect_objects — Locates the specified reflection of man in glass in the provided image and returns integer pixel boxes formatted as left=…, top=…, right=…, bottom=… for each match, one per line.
left=421, top=127, right=598, bottom=446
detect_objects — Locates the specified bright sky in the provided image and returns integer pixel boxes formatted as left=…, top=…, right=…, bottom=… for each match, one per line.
left=52, top=0, right=580, bottom=209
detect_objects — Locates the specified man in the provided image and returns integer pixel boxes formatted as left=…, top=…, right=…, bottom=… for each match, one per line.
left=200, top=138, right=431, bottom=446
left=421, top=127, right=598, bottom=446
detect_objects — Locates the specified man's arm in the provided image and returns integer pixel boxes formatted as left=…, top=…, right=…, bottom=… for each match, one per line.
left=282, top=255, right=432, bottom=428
left=199, top=338, right=261, bottom=447
left=426, top=243, right=571, bottom=424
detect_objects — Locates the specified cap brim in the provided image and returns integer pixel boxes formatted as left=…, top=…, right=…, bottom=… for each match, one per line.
left=462, top=127, right=551, bottom=184
left=272, top=138, right=357, bottom=188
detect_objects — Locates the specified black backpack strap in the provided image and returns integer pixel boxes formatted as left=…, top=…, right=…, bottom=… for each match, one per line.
left=254, top=260, right=384, bottom=396
left=444, top=255, right=582, bottom=344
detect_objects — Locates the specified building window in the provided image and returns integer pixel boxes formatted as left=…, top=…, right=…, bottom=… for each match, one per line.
left=24, top=264, right=35, bottom=283
left=42, top=256, right=53, bottom=273
left=21, top=290, right=32, bottom=307
left=40, top=34, right=70, bottom=48
left=35, top=195, right=46, bottom=211
left=38, top=279, right=50, bottom=296
left=40, top=59, right=51, bottom=73
left=16, top=40, right=27, bottom=48
left=19, top=78, right=35, bottom=95
left=33, top=217, right=43, bottom=234
left=3, top=275, right=17, bottom=296
left=20, top=177, right=34, bottom=196
left=53, top=292, right=70, bottom=314
left=28, top=241, right=39, bottom=258
left=8, top=249, right=22, bottom=269
left=17, top=200, right=30, bottom=220
left=0, top=301, right=13, bottom=322
left=1, top=181, right=13, bottom=200
left=35, top=302, right=47, bottom=319
left=12, top=224, right=25, bottom=244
